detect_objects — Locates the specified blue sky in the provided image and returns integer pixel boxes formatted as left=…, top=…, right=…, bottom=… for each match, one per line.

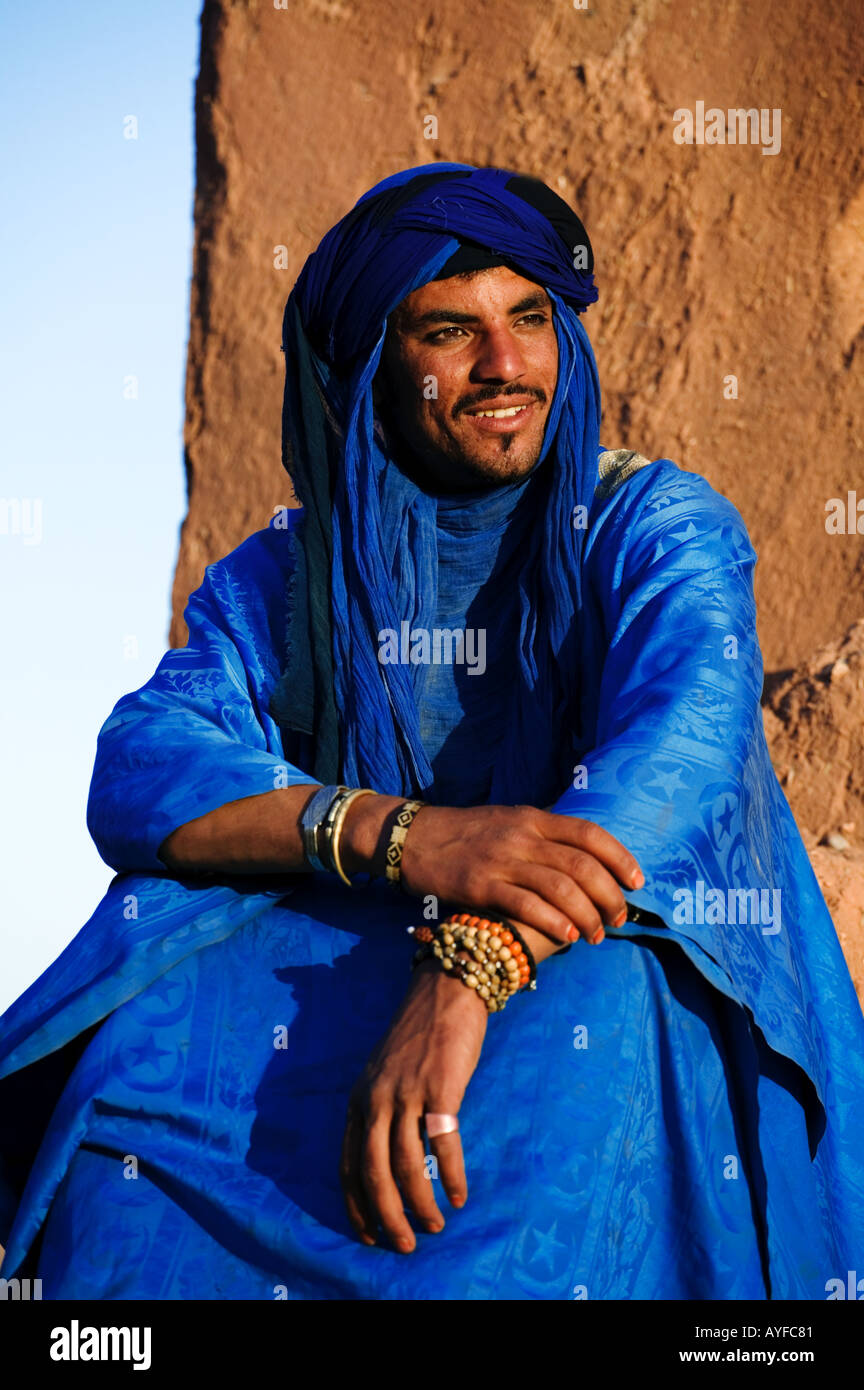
left=0, top=2, right=202, bottom=1011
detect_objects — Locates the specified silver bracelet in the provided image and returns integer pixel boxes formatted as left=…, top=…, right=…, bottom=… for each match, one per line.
left=299, top=784, right=347, bottom=873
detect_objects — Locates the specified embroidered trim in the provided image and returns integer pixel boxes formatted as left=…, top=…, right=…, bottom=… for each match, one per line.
left=594, top=448, right=652, bottom=501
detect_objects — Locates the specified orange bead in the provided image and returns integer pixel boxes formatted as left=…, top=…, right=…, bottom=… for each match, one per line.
left=458, top=913, right=471, bottom=925
left=500, top=929, right=513, bottom=945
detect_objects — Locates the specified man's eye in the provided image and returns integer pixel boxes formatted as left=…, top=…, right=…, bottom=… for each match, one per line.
left=425, top=314, right=548, bottom=343
left=427, top=326, right=465, bottom=342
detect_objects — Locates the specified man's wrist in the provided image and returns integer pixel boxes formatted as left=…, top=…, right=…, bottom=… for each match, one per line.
left=339, top=792, right=407, bottom=878
left=412, top=956, right=489, bottom=1016
left=517, top=920, right=567, bottom=966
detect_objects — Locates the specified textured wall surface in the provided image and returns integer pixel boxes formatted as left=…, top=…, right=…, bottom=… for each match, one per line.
left=174, top=0, right=864, bottom=676
left=174, top=0, right=864, bottom=964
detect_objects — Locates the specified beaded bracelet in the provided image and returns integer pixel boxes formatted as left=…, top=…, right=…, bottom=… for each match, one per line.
left=410, top=913, right=537, bottom=1014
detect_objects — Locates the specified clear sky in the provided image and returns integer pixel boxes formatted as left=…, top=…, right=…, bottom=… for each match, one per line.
left=0, top=2, right=202, bottom=1012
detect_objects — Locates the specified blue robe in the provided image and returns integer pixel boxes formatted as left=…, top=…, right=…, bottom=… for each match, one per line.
left=1, top=455, right=862, bottom=1300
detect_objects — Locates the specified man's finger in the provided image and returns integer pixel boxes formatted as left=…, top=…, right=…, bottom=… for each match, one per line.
left=495, top=879, right=601, bottom=944
left=529, top=843, right=629, bottom=928
left=361, top=1110, right=418, bottom=1253
left=390, top=1110, right=444, bottom=1233
left=543, top=812, right=644, bottom=889
left=339, top=1104, right=378, bottom=1245
left=428, top=1126, right=468, bottom=1211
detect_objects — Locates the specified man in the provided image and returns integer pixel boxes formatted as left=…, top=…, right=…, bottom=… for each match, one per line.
left=1, top=163, right=862, bottom=1300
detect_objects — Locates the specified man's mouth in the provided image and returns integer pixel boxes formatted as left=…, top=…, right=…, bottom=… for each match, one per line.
left=462, top=400, right=538, bottom=432
left=468, top=404, right=529, bottom=419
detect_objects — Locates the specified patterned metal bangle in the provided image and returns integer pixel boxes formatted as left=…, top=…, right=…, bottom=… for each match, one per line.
left=384, top=799, right=425, bottom=890
left=298, top=784, right=346, bottom=873
left=316, top=786, right=358, bottom=875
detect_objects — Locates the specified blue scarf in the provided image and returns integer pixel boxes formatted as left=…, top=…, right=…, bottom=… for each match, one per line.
left=272, top=163, right=602, bottom=804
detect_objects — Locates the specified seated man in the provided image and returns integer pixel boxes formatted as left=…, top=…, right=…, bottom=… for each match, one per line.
left=1, top=163, right=863, bottom=1300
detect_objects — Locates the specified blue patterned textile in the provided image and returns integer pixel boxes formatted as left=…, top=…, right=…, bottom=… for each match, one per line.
left=0, top=464, right=862, bottom=1299
left=1, top=164, right=862, bottom=1300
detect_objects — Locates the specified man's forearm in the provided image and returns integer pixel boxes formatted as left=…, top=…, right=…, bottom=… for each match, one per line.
left=157, top=785, right=406, bottom=876
left=158, top=792, right=615, bottom=963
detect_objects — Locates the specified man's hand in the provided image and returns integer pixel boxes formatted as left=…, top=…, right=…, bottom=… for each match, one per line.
left=390, top=803, right=643, bottom=947
left=340, top=959, right=487, bottom=1253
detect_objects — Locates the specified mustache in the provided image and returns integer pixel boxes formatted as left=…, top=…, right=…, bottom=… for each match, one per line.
left=453, top=384, right=547, bottom=418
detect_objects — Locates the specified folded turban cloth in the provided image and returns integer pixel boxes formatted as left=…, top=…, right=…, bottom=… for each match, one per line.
left=273, top=163, right=602, bottom=800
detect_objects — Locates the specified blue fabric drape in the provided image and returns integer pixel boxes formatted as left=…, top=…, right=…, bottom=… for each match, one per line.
left=1, top=462, right=863, bottom=1299
left=1, top=163, right=863, bottom=1299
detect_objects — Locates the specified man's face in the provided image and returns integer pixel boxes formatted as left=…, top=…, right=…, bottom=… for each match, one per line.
left=375, top=265, right=559, bottom=492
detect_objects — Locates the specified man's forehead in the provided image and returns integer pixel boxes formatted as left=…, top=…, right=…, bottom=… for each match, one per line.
left=393, top=265, right=550, bottom=329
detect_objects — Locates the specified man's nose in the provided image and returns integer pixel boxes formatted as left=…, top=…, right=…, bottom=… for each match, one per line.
left=469, top=327, right=526, bottom=381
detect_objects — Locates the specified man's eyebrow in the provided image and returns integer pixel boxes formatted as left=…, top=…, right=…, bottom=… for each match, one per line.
left=402, top=290, right=551, bottom=331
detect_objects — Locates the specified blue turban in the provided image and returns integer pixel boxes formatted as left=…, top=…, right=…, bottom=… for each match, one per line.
left=272, top=163, right=602, bottom=801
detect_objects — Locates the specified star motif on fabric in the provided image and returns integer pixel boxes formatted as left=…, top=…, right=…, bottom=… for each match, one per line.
left=146, top=977, right=184, bottom=1005
left=645, top=494, right=672, bottom=512
left=127, top=1034, right=172, bottom=1073
left=527, top=1219, right=569, bottom=1275
left=645, top=765, right=687, bottom=798
left=715, top=797, right=735, bottom=839
left=669, top=521, right=699, bottom=543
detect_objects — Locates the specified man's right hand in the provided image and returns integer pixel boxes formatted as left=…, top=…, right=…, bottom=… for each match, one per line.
left=344, top=799, right=644, bottom=948
left=160, top=783, right=643, bottom=951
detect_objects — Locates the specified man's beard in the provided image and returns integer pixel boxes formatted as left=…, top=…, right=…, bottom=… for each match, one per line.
left=440, top=427, right=543, bottom=482
left=373, top=393, right=544, bottom=492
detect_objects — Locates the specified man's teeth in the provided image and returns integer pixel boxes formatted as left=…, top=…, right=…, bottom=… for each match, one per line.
left=471, top=405, right=527, bottom=418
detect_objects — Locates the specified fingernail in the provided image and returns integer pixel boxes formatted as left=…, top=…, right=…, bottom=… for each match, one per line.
left=566, top=924, right=579, bottom=942
left=591, top=927, right=605, bottom=945
left=631, top=870, right=645, bottom=889
left=612, top=909, right=627, bottom=928
left=396, top=1236, right=415, bottom=1253
left=428, top=1220, right=445, bottom=1234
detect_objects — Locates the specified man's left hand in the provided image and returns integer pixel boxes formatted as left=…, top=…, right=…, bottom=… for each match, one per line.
left=340, top=959, right=487, bottom=1253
